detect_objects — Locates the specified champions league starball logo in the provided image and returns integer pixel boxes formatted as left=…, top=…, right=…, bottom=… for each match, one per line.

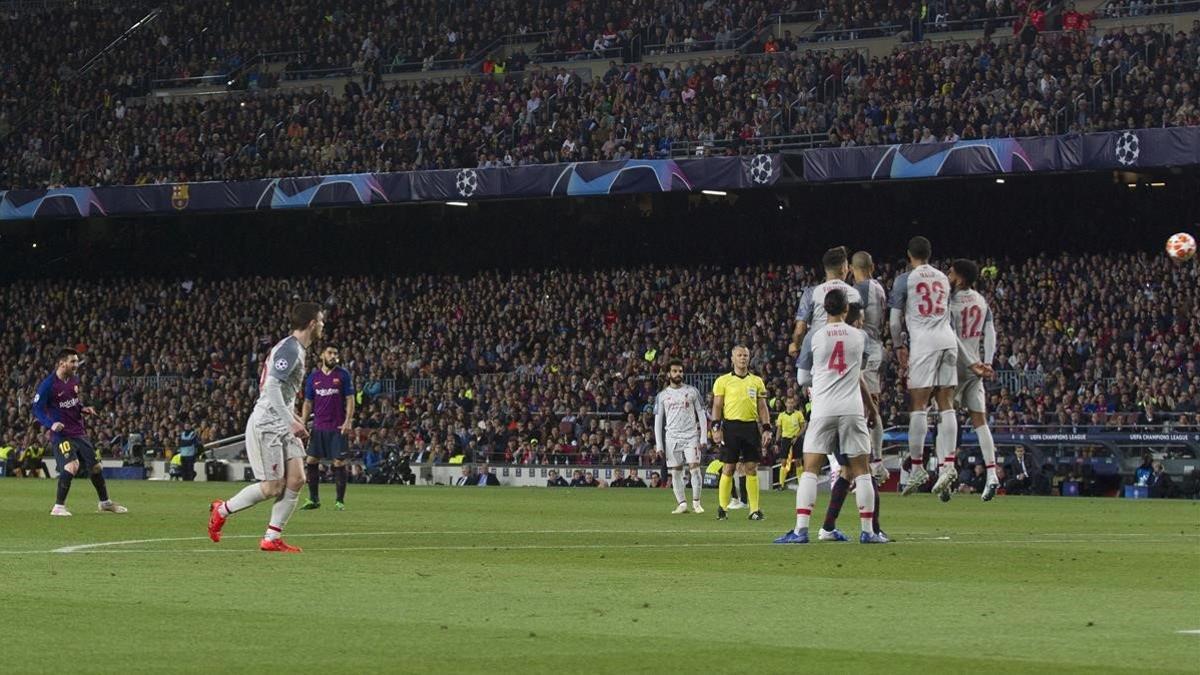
left=455, top=168, right=479, bottom=197
left=748, top=154, right=773, bottom=184
left=1115, top=132, right=1140, bottom=166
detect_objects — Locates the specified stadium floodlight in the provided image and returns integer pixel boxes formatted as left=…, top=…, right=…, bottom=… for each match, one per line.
left=445, top=201, right=469, bottom=207
left=995, top=178, right=1005, bottom=184
left=701, top=190, right=727, bottom=196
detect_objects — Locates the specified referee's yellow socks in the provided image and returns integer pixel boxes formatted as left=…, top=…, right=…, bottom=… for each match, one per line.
left=746, top=474, right=760, bottom=512
left=718, top=474, right=732, bottom=509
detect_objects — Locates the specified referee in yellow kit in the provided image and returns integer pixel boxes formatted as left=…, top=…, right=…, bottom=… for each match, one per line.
left=710, top=345, right=773, bottom=521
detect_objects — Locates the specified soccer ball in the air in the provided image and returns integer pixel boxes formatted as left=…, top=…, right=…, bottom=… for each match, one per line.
left=1166, top=232, right=1196, bottom=262
left=1114, top=132, right=1139, bottom=166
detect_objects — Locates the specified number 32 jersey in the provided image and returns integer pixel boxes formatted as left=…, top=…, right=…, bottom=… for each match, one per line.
left=809, top=323, right=866, bottom=419
left=890, top=264, right=956, bottom=355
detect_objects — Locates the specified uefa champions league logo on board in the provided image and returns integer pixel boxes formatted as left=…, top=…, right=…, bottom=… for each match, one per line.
left=455, top=168, right=479, bottom=197
left=748, top=154, right=773, bottom=184
left=1114, top=132, right=1139, bottom=166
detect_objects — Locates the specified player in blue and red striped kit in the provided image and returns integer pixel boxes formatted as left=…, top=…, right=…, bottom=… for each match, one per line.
left=31, top=349, right=127, bottom=517
left=300, top=345, right=355, bottom=511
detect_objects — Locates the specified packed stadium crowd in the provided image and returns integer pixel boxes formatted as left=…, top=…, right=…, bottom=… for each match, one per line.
left=4, top=17, right=1197, bottom=188
left=1, top=252, right=1196, bottom=469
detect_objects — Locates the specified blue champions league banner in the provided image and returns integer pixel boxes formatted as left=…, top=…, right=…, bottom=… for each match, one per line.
left=802, top=126, right=1200, bottom=182
left=0, top=155, right=781, bottom=221
left=2, top=127, right=1198, bottom=220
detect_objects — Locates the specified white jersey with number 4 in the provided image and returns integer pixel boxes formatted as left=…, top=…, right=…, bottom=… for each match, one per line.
left=809, top=323, right=866, bottom=419
left=890, top=264, right=956, bottom=355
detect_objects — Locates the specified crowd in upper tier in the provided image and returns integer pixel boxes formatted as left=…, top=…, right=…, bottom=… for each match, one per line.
left=2, top=0, right=1197, bottom=188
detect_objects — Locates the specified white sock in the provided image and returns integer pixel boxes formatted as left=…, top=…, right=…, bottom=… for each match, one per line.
left=870, top=412, right=884, bottom=459
left=854, top=474, right=876, bottom=535
left=936, top=410, right=957, bottom=465
left=671, top=468, right=686, bottom=505
left=795, top=471, right=818, bottom=534
left=265, top=488, right=300, bottom=541
left=976, top=424, right=998, bottom=482
left=220, top=483, right=268, bottom=517
left=826, top=453, right=841, bottom=473
left=908, top=411, right=928, bottom=462
left=690, top=467, right=703, bottom=502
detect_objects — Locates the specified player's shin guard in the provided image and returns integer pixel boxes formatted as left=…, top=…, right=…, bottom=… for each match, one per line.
left=89, top=471, right=109, bottom=502
left=795, top=472, right=818, bottom=533
left=822, top=476, right=850, bottom=531
left=936, top=410, right=957, bottom=466
left=220, top=482, right=269, bottom=517
left=670, top=468, right=686, bottom=505
left=976, top=424, right=998, bottom=482
left=265, top=488, right=300, bottom=541
left=690, top=467, right=703, bottom=502
left=908, top=411, right=928, bottom=462
left=854, top=475, right=875, bottom=535
left=746, top=474, right=760, bottom=512
left=718, top=474, right=732, bottom=509
left=305, top=462, right=320, bottom=502
left=333, top=465, right=347, bottom=503
left=56, top=471, right=73, bottom=506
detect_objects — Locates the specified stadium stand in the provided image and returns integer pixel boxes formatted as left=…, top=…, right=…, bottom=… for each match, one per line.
left=1, top=253, right=1195, bottom=466
left=2, top=0, right=1198, bottom=187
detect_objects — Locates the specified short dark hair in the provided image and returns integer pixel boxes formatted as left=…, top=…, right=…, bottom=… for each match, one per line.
left=823, top=288, right=848, bottom=316
left=322, top=344, right=339, bottom=352
left=846, top=302, right=863, bottom=325
left=908, top=236, right=932, bottom=261
left=667, top=359, right=684, bottom=370
left=952, top=259, right=980, bottom=288
left=56, top=348, right=78, bottom=365
left=290, top=302, right=323, bottom=330
left=822, top=246, right=848, bottom=271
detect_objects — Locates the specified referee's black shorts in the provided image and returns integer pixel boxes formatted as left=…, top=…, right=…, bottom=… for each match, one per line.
left=719, top=421, right=762, bottom=464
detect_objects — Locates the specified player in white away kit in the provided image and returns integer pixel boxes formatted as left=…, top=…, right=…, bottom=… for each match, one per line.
left=890, top=237, right=990, bottom=497
left=791, top=247, right=860, bottom=477
left=851, top=250, right=889, bottom=484
left=948, top=259, right=999, bottom=501
left=776, top=289, right=885, bottom=545
left=791, top=246, right=861, bottom=387
left=208, top=303, right=324, bottom=553
left=654, top=360, right=708, bottom=514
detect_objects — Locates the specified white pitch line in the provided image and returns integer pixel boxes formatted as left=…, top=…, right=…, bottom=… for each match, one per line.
left=49, top=529, right=761, bottom=554
left=1176, top=630, right=1200, bottom=635
left=0, top=529, right=1189, bottom=556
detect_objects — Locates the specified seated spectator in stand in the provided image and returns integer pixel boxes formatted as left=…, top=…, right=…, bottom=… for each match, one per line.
left=1149, top=462, right=1174, bottom=498
left=476, top=464, right=501, bottom=486
left=625, top=468, right=647, bottom=487
left=546, top=469, right=569, bottom=487
left=455, top=465, right=474, bottom=486
left=569, top=470, right=588, bottom=487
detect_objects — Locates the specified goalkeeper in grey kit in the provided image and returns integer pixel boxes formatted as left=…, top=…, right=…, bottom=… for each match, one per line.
left=654, top=360, right=708, bottom=514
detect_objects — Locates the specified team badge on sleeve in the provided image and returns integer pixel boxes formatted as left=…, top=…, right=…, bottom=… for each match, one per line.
left=274, top=358, right=289, bottom=371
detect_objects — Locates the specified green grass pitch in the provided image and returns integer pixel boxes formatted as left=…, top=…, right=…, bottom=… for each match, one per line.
left=2, top=480, right=1197, bottom=673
